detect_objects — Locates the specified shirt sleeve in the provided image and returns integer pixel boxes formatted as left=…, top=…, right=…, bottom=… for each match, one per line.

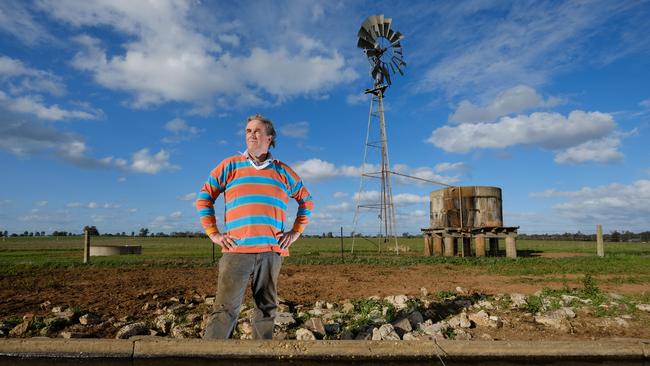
left=195, top=162, right=228, bottom=236
left=284, top=165, right=314, bottom=233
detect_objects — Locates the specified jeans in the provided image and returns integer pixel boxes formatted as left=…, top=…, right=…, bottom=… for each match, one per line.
left=203, top=252, right=282, bottom=339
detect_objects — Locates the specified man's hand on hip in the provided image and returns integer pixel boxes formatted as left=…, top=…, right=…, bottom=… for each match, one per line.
left=279, top=230, right=300, bottom=249
left=209, top=233, right=239, bottom=250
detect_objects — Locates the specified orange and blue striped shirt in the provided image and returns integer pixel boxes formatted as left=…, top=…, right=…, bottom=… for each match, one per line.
left=196, top=153, right=313, bottom=256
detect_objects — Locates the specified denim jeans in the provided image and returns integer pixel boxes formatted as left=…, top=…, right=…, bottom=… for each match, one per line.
left=203, top=252, right=282, bottom=339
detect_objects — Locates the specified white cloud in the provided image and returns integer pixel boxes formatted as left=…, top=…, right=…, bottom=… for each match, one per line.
left=428, top=110, right=620, bottom=163
left=333, top=192, right=348, bottom=198
left=179, top=192, right=197, bottom=201
left=35, top=200, right=48, bottom=207
left=87, top=202, right=98, bottom=209
left=130, top=148, right=178, bottom=174
left=531, top=180, right=650, bottom=231
left=280, top=121, right=309, bottom=139
left=0, top=91, right=102, bottom=121
left=0, top=2, right=55, bottom=45
left=434, top=162, right=466, bottom=173
left=118, top=177, right=127, bottom=182
left=449, top=85, right=563, bottom=124
left=292, top=159, right=358, bottom=182
left=103, top=203, right=120, bottom=209
left=170, top=211, right=182, bottom=219
left=162, top=118, right=201, bottom=143
left=640, top=98, right=650, bottom=108
left=554, top=136, right=623, bottom=164
left=353, top=191, right=428, bottom=206
left=325, top=202, right=351, bottom=212
left=40, top=1, right=357, bottom=110
left=0, top=56, right=65, bottom=96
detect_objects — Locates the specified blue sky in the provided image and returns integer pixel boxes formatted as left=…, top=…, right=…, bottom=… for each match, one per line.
left=1, top=1, right=649, bottom=235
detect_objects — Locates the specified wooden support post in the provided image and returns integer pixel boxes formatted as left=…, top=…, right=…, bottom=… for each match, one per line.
left=475, top=235, right=486, bottom=257
left=505, top=235, right=517, bottom=258
left=443, top=236, right=455, bottom=257
left=462, top=237, right=471, bottom=257
left=433, top=236, right=443, bottom=256
left=489, top=238, right=499, bottom=256
left=596, top=224, right=604, bottom=257
left=423, top=235, right=433, bottom=256
left=83, top=229, right=90, bottom=264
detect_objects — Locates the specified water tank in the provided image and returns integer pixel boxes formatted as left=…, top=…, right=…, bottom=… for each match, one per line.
left=429, top=186, right=503, bottom=229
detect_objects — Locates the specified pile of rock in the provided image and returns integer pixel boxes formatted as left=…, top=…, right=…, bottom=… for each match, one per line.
left=2, top=288, right=648, bottom=340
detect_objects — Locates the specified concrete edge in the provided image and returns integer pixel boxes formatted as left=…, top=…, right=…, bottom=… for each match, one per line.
left=0, top=339, right=648, bottom=361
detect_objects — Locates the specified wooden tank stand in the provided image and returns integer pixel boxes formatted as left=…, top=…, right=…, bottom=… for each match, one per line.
left=421, top=227, right=519, bottom=258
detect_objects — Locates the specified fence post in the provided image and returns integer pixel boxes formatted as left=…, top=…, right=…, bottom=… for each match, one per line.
left=83, top=229, right=90, bottom=263
left=596, top=224, right=604, bottom=257
left=340, top=227, right=344, bottom=262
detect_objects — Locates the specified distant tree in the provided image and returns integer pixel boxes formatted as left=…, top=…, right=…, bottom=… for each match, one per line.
left=35, top=232, right=40, bottom=237
left=11, top=233, right=18, bottom=237
left=22, top=231, right=28, bottom=236
left=131, top=231, right=135, bottom=237
left=28, top=232, right=33, bottom=237
left=139, top=228, right=149, bottom=237
left=83, top=225, right=100, bottom=236
left=326, top=232, right=333, bottom=238
left=121, top=232, right=126, bottom=236
left=610, top=230, right=621, bottom=242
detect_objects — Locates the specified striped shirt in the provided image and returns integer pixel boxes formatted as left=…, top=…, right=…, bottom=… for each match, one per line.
left=196, top=153, right=313, bottom=256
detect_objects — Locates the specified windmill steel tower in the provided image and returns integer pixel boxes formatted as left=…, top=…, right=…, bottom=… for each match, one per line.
left=352, top=15, right=406, bottom=253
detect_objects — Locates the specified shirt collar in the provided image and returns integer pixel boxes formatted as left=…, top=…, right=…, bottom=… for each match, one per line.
left=241, top=150, right=275, bottom=170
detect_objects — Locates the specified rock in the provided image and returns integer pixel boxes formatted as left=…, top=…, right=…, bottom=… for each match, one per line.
left=186, top=313, right=202, bottom=323
left=115, top=322, right=149, bottom=339
left=418, top=320, right=449, bottom=337
left=533, top=314, right=571, bottom=333
left=238, top=320, right=253, bottom=334
left=204, top=297, right=215, bottom=305
left=510, top=293, right=527, bottom=309
left=391, top=317, right=412, bottom=336
left=454, top=329, right=472, bottom=340
left=304, top=318, right=325, bottom=337
left=326, top=302, right=335, bottom=310
left=354, top=328, right=373, bottom=340
left=635, top=304, right=650, bottom=312
left=368, top=309, right=384, bottom=324
left=468, top=310, right=501, bottom=328
left=142, top=303, right=152, bottom=311
left=314, top=300, right=326, bottom=309
left=385, top=295, right=409, bottom=310
left=454, top=299, right=472, bottom=308
left=447, top=317, right=460, bottom=328
left=403, top=332, right=431, bottom=340
left=455, top=287, right=467, bottom=295
left=9, top=321, right=30, bottom=337
left=459, top=312, right=472, bottom=328
left=372, top=324, right=400, bottom=340
left=274, top=312, right=296, bottom=327
left=477, top=300, right=494, bottom=310
left=295, top=328, right=316, bottom=340
left=155, top=314, right=175, bottom=334
left=556, top=307, right=576, bottom=319
left=308, top=308, right=325, bottom=317
left=60, top=332, right=90, bottom=339
left=341, top=301, right=354, bottom=314
left=166, top=304, right=188, bottom=315
left=407, top=311, right=424, bottom=328
left=171, top=325, right=195, bottom=339
left=51, top=306, right=64, bottom=314
left=608, top=293, right=624, bottom=301
left=339, top=329, right=354, bottom=340
left=79, top=313, right=101, bottom=325
left=420, top=287, right=429, bottom=297
left=325, top=323, right=340, bottom=335
left=39, top=301, right=52, bottom=310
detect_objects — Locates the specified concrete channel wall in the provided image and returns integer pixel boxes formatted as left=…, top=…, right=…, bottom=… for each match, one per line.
left=0, top=339, right=649, bottom=361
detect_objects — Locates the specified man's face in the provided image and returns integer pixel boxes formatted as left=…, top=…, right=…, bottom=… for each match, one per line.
left=245, top=119, right=273, bottom=156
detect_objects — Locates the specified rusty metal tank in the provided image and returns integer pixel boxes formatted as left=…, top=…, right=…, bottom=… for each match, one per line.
left=429, top=186, right=503, bottom=229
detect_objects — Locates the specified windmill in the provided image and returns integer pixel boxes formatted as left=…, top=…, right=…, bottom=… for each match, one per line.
left=351, top=15, right=406, bottom=254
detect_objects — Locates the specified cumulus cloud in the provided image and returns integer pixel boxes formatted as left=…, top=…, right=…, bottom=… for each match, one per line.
left=531, top=180, right=650, bottom=231
left=178, top=192, right=197, bottom=201
left=162, top=118, right=201, bottom=143
left=0, top=91, right=102, bottom=121
left=280, top=121, right=309, bottom=139
left=0, top=2, right=55, bottom=45
left=353, top=191, right=428, bottom=206
left=130, top=148, right=178, bottom=174
left=554, top=136, right=623, bottom=164
left=428, top=110, right=621, bottom=163
left=333, top=192, right=348, bottom=198
left=449, top=85, right=563, bottom=124
left=0, top=56, right=65, bottom=96
left=38, top=1, right=357, bottom=110
left=346, top=93, right=369, bottom=105
left=640, top=98, right=650, bottom=108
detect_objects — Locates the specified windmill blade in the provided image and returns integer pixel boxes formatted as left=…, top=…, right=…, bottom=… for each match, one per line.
left=386, top=29, right=395, bottom=42
left=389, top=60, right=396, bottom=74
left=383, top=18, right=392, bottom=38
left=391, top=55, right=406, bottom=67
left=389, top=31, right=404, bottom=43
left=391, top=58, right=404, bottom=75
left=365, top=48, right=381, bottom=58
left=357, top=37, right=375, bottom=50
left=368, top=15, right=381, bottom=38
left=361, top=17, right=374, bottom=36
left=393, top=47, right=403, bottom=55
left=375, top=14, right=384, bottom=37
left=357, top=26, right=375, bottom=44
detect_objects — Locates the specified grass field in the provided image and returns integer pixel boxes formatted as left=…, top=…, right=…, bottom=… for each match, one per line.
left=1, top=236, right=649, bottom=284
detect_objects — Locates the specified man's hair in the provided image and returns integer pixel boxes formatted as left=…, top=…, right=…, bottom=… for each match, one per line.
left=246, top=113, right=276, bottom=148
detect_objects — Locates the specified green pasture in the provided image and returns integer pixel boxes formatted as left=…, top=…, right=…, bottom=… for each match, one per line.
left=1, top=236, right=649, bottom=284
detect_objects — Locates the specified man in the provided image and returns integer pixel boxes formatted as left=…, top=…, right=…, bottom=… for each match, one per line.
left=196, top=113, right=313, bottom=339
